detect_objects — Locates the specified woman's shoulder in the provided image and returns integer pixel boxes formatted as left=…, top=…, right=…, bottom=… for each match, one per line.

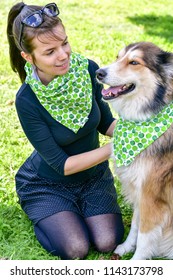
left=87, top=59, right=100, bottom=90
left=16, top=82, right=32, bottom=98
left=15, top=82, right=37, bottom=108
left=88, top=59, right=99, bottom=74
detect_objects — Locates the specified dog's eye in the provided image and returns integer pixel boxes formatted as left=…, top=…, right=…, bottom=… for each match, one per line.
left=129, top=61, right=139, bottom=65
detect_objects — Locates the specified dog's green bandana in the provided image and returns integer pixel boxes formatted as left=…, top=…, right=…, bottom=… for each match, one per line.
left=113, top=102, right=173, bottom=167
left=24, top=52, right=92, bottom=133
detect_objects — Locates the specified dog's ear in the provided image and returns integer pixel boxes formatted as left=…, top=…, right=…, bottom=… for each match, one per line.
left=158, top=51, right=173, bottom=65
left=158, top=51, right=173, bottom=78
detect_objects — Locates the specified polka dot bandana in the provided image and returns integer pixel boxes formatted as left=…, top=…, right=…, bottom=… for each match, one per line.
left=24, top=52, right=92, bottom=133
left=113, top=103, right=173, bottom=167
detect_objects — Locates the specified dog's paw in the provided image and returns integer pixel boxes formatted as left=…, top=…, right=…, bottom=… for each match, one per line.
left=130, top=249, right=152, bottom=260
left=114, top=244, right=127, bottom=256
left=130, top=253, right=148, bottom=260
left=114, top=242, right=135, bottom=256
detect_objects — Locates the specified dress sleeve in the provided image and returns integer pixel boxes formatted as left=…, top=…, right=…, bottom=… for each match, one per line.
left=15, top=94, right=68, bottom=176
left=88, top=60, right=115, bottom=135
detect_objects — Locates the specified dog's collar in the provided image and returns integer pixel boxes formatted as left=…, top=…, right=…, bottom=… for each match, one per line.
left=113, top=102, right=173, bottom=167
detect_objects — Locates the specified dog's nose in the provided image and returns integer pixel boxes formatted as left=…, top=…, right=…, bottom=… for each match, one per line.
left=96, top=68, right=107, bottom=81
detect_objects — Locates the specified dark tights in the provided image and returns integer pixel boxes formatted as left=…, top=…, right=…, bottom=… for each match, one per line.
left=34, top=211, right=124, bottom=259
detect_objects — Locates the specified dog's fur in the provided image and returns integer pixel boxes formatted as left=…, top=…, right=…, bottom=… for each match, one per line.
left=96, top=42, right=173, bottom=260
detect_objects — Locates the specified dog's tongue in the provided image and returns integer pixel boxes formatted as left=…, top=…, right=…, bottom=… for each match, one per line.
left=102, top=86, right=122, bottom=96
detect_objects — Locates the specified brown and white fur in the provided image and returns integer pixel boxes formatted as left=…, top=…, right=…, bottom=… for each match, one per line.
left=96, top=42, right=173, bottom=260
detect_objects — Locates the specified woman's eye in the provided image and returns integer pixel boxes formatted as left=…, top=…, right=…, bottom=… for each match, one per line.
left=129, top=61, right=139, bottom=65
left=63, top=40, right=69, bottom=45
left=46, top=50, right=54, bottom=55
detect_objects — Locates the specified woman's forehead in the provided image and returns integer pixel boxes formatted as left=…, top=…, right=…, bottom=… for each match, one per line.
left=32, top=24, right=67, bottom=49
left=39, top=24, right=66, bottom=41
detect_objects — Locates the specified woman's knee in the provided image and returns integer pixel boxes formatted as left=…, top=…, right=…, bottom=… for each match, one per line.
left=61, top=238, right=89, bottom=259
left=86, top=213, right=125, bottom=253
left=34, top=224, right=89, bottom=259
left=95, top=229, right=124, bottom=253
left=94, top=234, right=117, bottom=253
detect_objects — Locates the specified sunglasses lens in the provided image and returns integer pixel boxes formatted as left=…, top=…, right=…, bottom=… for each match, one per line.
left=22, top=4, right=59, bottom=28
left=23, top=13, right=42, bottom=27
left=44, top=4, right=59, bottom=16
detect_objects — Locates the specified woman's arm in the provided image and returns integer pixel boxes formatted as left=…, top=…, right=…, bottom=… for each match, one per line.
left=64, top=118, right=115, bottom=175
left=64, top=143, right=112, bottom=175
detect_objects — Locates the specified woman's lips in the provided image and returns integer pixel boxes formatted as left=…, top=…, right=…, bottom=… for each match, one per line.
left=56, top=60, right=69, bottom=69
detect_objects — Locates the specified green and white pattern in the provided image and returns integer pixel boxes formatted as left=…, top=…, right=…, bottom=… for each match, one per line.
left=113, top=103, right=173, bottom=167
left=25, top=52, right=92, bottom=133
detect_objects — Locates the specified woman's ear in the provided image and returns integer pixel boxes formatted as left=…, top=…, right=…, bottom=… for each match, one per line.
left=21, top=51, right=33, bottom=64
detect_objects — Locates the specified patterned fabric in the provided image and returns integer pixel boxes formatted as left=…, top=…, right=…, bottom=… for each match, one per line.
left=15, top=159, right=121, bottom=224
left=24, top=52, right=92, bottom=133
left=113, top=102, right=173, bottom=167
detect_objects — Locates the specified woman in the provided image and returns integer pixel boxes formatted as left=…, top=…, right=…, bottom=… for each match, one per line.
left=7, top=2, right=124, bottom=259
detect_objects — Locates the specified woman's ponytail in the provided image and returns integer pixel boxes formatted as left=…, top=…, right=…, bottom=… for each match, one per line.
left=7, top=2, right=27, bottom=82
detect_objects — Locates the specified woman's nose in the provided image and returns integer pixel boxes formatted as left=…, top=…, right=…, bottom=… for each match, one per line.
left=57, top=47, right=68, bottom=60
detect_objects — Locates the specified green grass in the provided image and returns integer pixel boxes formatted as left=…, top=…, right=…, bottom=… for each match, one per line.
left=1, top=0, right=173, bottom=260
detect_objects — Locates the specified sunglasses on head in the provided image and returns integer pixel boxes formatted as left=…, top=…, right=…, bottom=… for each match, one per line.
left=19, top=3, right=60, bottom=48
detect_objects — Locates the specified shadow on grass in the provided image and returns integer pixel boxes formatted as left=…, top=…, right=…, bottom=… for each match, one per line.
left=127, top=14, right=173, bottom=42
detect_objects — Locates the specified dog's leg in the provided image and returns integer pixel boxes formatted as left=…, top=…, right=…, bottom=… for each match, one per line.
left=131, top=183, right=168, bottom=260
left=130, top=226, right=162, bottom=260
left=114, top=208, right=139, bottom=256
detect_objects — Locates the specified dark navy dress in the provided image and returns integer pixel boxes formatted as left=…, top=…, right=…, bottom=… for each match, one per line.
left=15, top=59, right=121, bottom=224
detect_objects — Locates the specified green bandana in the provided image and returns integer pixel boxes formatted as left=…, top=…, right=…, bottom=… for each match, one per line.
left=113, top=102, right=173, bottom=167
left=25, top=52, right=92, bottom=133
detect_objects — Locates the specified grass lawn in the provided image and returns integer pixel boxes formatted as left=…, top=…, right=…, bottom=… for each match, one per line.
left=1, top=0, right=173, bottom=260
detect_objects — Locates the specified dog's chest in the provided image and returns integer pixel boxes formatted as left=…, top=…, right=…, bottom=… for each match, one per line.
left=116, top=158, right=152, bottom=204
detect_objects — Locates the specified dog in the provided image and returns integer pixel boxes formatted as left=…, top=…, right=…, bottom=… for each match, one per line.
left=96, top=42, right=173, bottom=260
